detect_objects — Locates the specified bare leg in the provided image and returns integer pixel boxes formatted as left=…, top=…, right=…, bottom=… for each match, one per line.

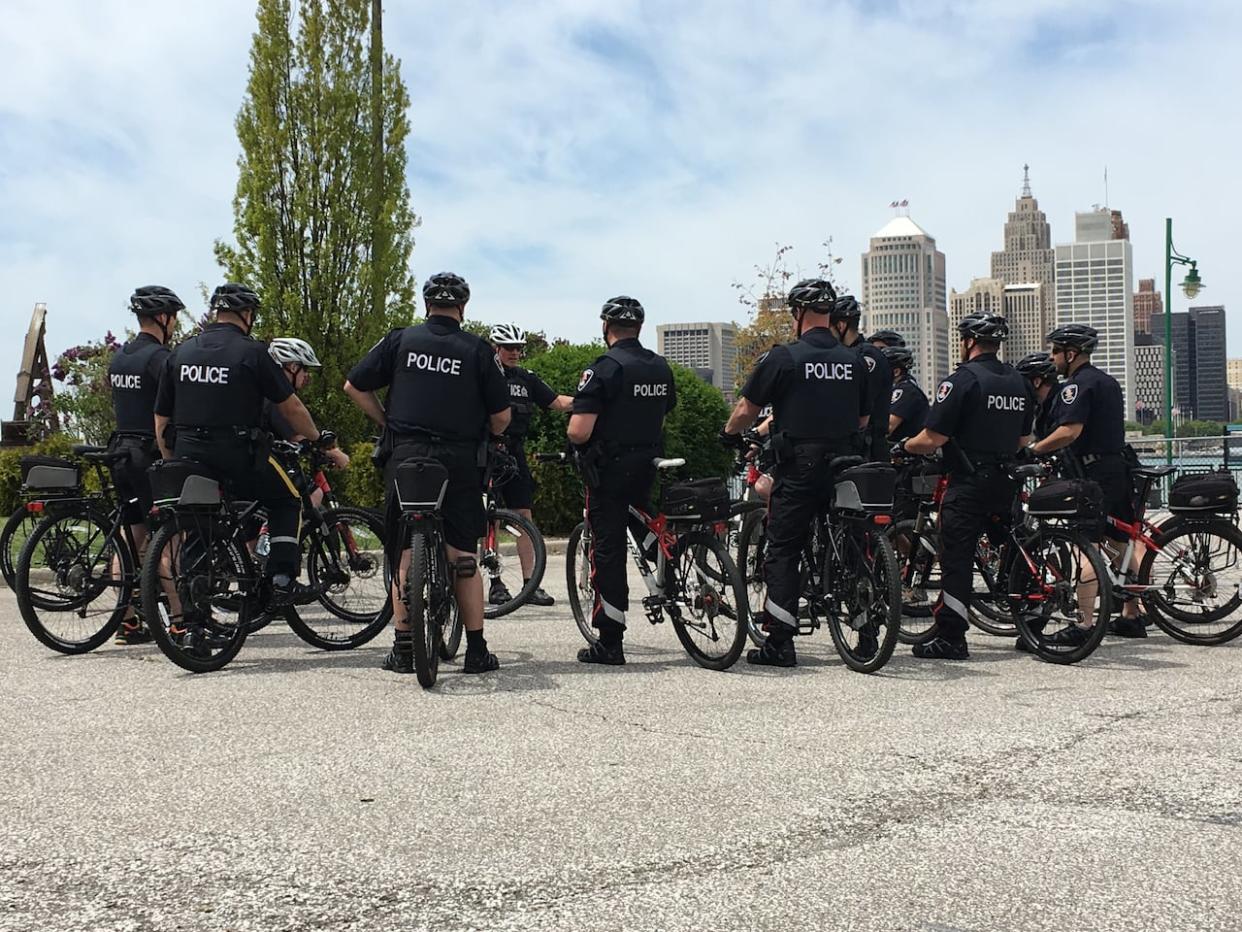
left=448, top=543, right=484, bottom=632
left=515, top=507, right=536, bottom=579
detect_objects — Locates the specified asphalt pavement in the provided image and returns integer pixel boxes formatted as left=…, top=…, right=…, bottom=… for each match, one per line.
left=2, top=556, right=1241, bottom=932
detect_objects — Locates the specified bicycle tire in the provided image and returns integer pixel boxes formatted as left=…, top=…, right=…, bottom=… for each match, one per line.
left=141, top=519, right=253, bottom=673
left=670, top=531, right=748, bottom=670
left=737, top=509, right=769, bottom=647
left=285, top=507, right=391, bottom=650
left=1012, top=526, right=1111, bottom=664
left=2, top=505, right=40, bottom=590
left=405, top=530, right=442, bottom=687
left=14, top=507, right=130, bottom=654
left=565, top=522, right=599, bottom=646
left=1140, top=517, right=1242, bottom=645
left=481, top=508, right=546, bottom=619
left=967, top=536, right=1018, bottom=638
left=889, top=518, right=938, bottom=645
left=827, top=524, right=901, bottom=674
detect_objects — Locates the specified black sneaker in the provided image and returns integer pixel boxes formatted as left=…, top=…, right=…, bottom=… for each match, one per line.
left=1050, top=625, right=1090, bottom=646
left=1015, top=636, right=1036, bottom=653
left=747, top=637, right=796, bottom=667
left=115, top=619, right=152, bottom=645
left=526, top=587, right=555, bottom=607
left=912, top=636, right=969, bottom=660
left=382, top=636, right=414, bottom=674
left=855, top=628, right=879, bottom=659
left=577, top=641, right=626, bottom=665
left=1109, top=616, right=1148, bottom=639
left=463, top=649, right=501, bottom=674
left=488, top=581, right=513, bottom=606
left=269, top=574, right=316, bottom=609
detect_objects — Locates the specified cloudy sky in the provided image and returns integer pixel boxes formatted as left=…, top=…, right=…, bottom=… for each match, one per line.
left=2, top=0, right=1239, bottom=388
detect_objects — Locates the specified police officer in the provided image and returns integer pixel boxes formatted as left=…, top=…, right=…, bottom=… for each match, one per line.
left=489, top=323, right=572, bottom=608
left=567, top=296, right=676, bottom=665
left=344, top=273, right=511, bottom=674
left=883, top=345, right=928, bottom=443
left=870, top=329, right=906, bottom=349
left=1015, top=351, right=1061, bottom=440
left=106, top=285, right=179, bottom=644
left=1032, top=323, right=1146, bottom=638
left=831, top=294, right=892, bottom=462
left=721, top=278, right=869, bottom=667
left=153, top=284, right=322, bottom=608
left=897, top=312, right=1034, bottom=659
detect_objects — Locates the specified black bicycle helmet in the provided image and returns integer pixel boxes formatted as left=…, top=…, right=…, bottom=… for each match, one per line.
left=1046, top=323, right=1098, bottom=353
left=870, top=329, right=906, bottom=347
left=830, top=294, right=862, bottom=321
left=423, top=272, right=471, bottom=307
left=130, top=285, right=185, bottom=317
left=1016, top=351, right=1058, bottom=382
left=958, top=311, right=1008, bottom=341
left=882, top=345, right=914, bottom=372
left=210, top=283, right=261, bottom=314
left=600, top=295, right=645, bottom=324
left=786, top=278, right=837, bottom=313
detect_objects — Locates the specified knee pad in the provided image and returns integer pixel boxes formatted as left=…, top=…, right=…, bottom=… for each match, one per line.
left=452, top=555, right=477, bottom=579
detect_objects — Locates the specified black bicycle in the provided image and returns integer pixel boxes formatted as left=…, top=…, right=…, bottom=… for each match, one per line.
left=479, top=445, right=547, bottom=619
left=3, top=453, right=93, bottom=591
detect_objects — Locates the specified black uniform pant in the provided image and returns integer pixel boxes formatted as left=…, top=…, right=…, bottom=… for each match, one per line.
left=764, top=443, right=850, bottom=634
left=174, top=435, right=302, bottom=578
left=107, top=434, right=159, bottom=526
left=586, top=452, right=657, bottom=637
left=934, top=467, right=1017, bottom=639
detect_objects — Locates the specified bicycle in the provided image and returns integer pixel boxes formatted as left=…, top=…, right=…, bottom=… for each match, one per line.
left=2, top=453, right=90, bottom=590
left=478, top=445, right=547, bottom=619
left=740, top=454, right=902, bottom=674
left=540, top=452, right=748, bottom=671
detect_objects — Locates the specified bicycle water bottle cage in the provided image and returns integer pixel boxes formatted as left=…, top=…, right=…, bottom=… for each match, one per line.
left=395, top=458, right=449, bottom=514
left=148, top=459, right=222, bottom=510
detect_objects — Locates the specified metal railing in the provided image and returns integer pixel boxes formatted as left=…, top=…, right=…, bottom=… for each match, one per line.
left=1127, top=434, right=1240, bottom=508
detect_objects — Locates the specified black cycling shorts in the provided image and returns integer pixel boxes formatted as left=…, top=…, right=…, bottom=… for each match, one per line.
left=108, top=436, right=158, bottom=526
left=496, top=452, right=536, bottom=511
left=1084, top=457, right=1134, bottom=543
left=384, top=440, right=484, bottom=553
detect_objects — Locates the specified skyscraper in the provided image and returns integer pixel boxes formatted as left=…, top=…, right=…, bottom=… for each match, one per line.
left=656, top=322, right=737, bottom=396
left=1054, top=207, right=1136, bottom=418
left=990, top=165, right=1056, bottom=358
left=1149, top=306, right=1228, bottom=422
left=1133, top=278, right=1163, bottom=335
left=1133, top=332, right=1165, bottom=425
left=860, top=212, right=949, bottom=384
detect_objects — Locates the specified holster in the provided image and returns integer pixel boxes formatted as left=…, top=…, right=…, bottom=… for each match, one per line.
left=573, top=443, right=604, bottom=488
left=769, top=430, right=796, bottom=465
left=371, top=426, right=395, bottom=469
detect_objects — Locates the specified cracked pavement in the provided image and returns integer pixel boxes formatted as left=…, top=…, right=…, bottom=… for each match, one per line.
left=2, top=556, right=1241, bottom=932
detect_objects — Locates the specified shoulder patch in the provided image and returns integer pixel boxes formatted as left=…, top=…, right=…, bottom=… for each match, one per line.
left=864, top=355, right=876, bottom=372
left=891, top=387, right=903, bottom=404
left=578, top=368, right=594, bottom=392
left=1060, top=384, right=1079, bottom=405
left=935, top=380, right=954, bottom=404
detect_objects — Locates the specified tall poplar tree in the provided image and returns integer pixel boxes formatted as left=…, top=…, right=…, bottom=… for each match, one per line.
left=215, top=0, right=418, bottom=442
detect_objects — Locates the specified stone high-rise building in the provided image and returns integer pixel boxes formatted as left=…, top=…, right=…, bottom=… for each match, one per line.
left=656, top=322, right=736, bottom=395
left=949, top=277, right=1044, bottom=362
left=1133, top=278, right=1163, bottom=335
left=989, top=165, right=1056, bottom=358
left=1133, top=332, right=1165, bottom=425
left=860, top=213, right=950, bottom=384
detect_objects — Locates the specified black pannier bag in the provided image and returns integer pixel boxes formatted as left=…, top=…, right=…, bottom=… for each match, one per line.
left=834, top=464, right=896, bottom=513
left=1168, top=471, right=1239, bottom=514
left=908, top=460, right=943, bottom=498
left=1026, top=478, right=1102, bottom=518
left=148, top=459, right=222, bottom=509
left=19, top=455, right=82, bottom=492
left=395, top=458, right=450, bottom=513
left=662, top=478, right=731, bottom=522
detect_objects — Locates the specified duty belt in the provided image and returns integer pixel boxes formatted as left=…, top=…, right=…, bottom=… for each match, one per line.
left=1081, top=452, right=1123, bottom=466
left=177, top=425, right=256, bottom=439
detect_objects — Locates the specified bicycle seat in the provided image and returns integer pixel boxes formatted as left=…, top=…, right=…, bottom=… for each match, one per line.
left=81, top=448, right=132, bottom=466
left=71, top=444, right=106, bottom=457
left=729, top=500, right=766, bottom=518
left=1132, top=465, right=1176, bottom=479
left=827, top=455, right=864, bottom=473
left=652, top=457, right=686, bottom=470
left=1009, top=463, right=1046, bottom=480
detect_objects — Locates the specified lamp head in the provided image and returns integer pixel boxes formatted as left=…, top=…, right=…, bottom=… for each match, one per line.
left=1181, top=263, right=1203, bottom=299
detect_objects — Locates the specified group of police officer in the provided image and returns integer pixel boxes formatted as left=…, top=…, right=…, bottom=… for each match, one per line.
left=99, top=270, right=1132, bottom=675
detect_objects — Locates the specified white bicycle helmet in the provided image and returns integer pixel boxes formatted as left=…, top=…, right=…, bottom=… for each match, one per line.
left=490, top=323, right=526, bottom=346
left=269, top=337, right=322, bottom=368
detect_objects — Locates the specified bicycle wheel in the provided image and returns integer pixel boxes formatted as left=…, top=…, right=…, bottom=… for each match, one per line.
left=737, top=510, right=769, bottom=647
left=481, top=508, right=546, bottom=619
left=141, top=519, right=253, bottom=673
left=889, top=518, right=938, bottom=645
left=1140, top=518, right=1242, bottom=645
left=14, top=507, right=131, bottom=654
left=1011, top=526, right=1111, bottom=664
left=827, top=524, right=901, bottom=674
left=285, top=507, right=391, bottom=650
left=670, top=531, right=748, bottom=670
left=565, top=522, right=598, bottom=646
left=967, top=535, right=1017, bottom=637
left=2, top=505, right=41, bottom=590
left=406, top=529, right=450, bottom=687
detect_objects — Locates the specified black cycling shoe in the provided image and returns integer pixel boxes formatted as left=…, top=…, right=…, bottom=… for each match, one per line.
left=115, top=619, right=152, bottom=645
left=912, top=636, right=969, bottom=660
left=463, top=649, right=501, bottom=674
left=1050, top=624, right=1090, bottom=646
left=747, top=638, right=796, bottom=667
left=1109, top=616, right=1148, bottom=639
left=488, top=581, right=513, bottom=606
left=577, top=641, right=626, bottom=665
left=382, top=633, right=414, bottom=674
left=526, top=587, right=555, bottom=607
left=268, top=574, right=316, bottom=609
left=855, top=628, right=879, bottom=659
left=1015, top=636, right=1036, bottom=653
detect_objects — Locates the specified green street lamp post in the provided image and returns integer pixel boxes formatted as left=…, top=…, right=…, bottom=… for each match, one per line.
left=1163, top=218, right=1204, bottom=463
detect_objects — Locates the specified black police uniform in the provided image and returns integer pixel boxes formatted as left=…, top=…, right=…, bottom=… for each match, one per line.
left=1034, top=388, right=1061, bottom=441
left=346, top=315, right=510, bottom=553
left=153, top=323, right=303, bottom=577
left=888, top=376, right=928, bottom=443
left=1052, top=363, right=1130, bottom=540
left=107, top=332, right=170, bottom=525
left=740, top=328, right=868, bottom=635
left=498, top=365, right=559, bottom=511
left=573, top=338, right=676, bottom=634
left=847, top=336, right=893, bottom=461
left=923, top=354, right=1034, bottom=641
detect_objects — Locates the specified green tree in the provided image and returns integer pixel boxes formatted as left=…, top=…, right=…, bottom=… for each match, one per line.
left=215, top=0, right=418, bottom=444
